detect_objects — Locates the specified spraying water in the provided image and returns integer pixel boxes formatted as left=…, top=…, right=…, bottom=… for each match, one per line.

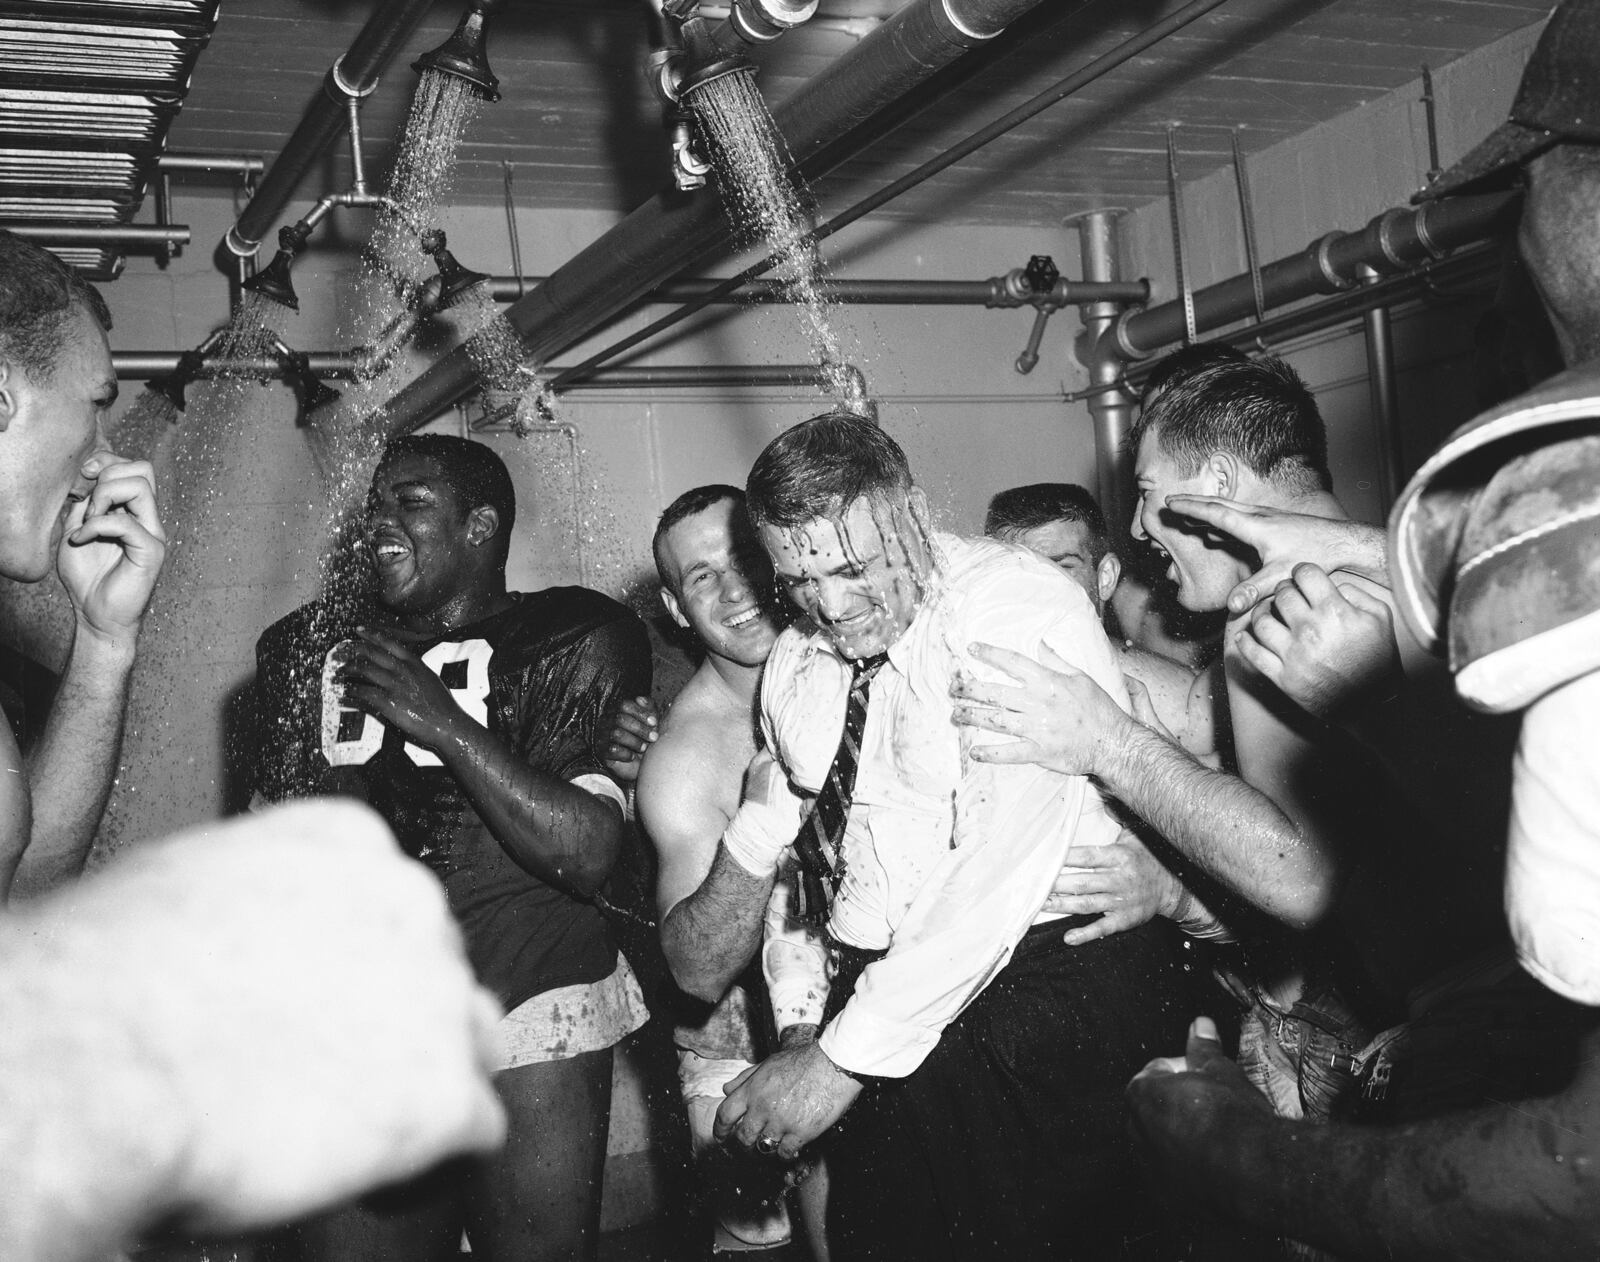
left=688, top=68, right=871, bottom=418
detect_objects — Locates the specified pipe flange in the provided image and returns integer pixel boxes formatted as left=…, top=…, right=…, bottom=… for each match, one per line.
left=1375, top=207, right=1416, bottom=269
left=1411, top=204, right=1446, bottom=261
left=330, top=54, right=379, bottom=99
left=940, top=0, right=1000, bottom=41
left=1312, top=232, right=1356, bottom=292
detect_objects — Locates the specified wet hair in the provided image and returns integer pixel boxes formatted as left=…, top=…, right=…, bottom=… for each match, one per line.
left=1128, top=351, right=1330, bottom=495
left=0, top=230, right=113, bottom=382
left=377, top=434, right=516, bottom=562
left=745, top=412, right=913, bottom=530
left=652, top=483, right=745, bottom=594
left=1138, top=341, right=1251, bottom=407
left=984, top=483, right=1110, bottom=567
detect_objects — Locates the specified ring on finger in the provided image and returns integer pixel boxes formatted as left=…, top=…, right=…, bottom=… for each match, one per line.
left=756, top=1134, right=780, bottom=1153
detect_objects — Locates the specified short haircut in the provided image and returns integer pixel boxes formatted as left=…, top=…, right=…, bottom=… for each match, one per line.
left=377, top=434, right=516, bottom=561
left=652, top=483, right=745, bottom=594
left=983, top=482, right=1109, bottom=566
left=1128, top=351, right=1330, bottom=495
left=0, top=230, right=113, bottom=382
left=1138, top=341, right=1250, bottom=407
left=746, top=412, right=913, bottom=530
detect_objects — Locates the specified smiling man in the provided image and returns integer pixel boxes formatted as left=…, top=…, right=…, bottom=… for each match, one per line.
left=0, top=229, right=166, bottom=901
left=685, top=413, right=1208, bottom=1259
left=253, top=433, right=651, bottom=1262
left=637, top=484, right=831, bottom=1254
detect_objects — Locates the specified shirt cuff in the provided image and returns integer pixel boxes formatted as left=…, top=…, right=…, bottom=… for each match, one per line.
left=817, top=1003, right=940, bottom=1079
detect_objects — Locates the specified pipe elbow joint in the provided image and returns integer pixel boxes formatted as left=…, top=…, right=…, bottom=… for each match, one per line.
left=224, top=224, right=260, bottom=259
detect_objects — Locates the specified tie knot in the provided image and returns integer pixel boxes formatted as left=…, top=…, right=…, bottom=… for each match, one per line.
left=852, top=653, right=888, bottom=683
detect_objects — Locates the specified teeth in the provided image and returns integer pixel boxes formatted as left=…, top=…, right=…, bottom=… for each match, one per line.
left=374, top=543, right=407, bottom=561
left=726, top=608, right=757, bottom=628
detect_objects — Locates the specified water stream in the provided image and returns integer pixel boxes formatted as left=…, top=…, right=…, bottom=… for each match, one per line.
left=688, top=68, right=872, bottom=418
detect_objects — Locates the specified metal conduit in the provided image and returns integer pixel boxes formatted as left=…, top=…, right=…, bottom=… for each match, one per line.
left=1101, top=190, right=1519, bottom=363
left=112, top=354, right=826, bottom=390
left=7, top=225, right=191, bottom=247
left=481, top=276, right=1150, bottom=306
left=375, top=0, right=1051, bottom=435
left=227, top=0, right=438, bottom=255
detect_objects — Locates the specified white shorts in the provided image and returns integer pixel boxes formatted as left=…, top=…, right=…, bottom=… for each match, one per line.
left=495, top=953, right=650, bottom=1071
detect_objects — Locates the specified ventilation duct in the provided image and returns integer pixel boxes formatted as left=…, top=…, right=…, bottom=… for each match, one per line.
left=0, top=0, right=220, bottom=279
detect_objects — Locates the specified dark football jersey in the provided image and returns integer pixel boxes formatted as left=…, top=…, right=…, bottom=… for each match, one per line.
left=253, top=589, right=652, bottom=1010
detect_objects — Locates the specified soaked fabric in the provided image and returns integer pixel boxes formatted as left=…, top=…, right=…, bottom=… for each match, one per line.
left=821, top=917, right=1220, bottom=1261
left=760, top=533, right=1128, bottom=1078
left=495, top=954, right=649, bottom=1069
left=1504, top=670, right=1600, bottom=1002
left=253, top=588, right=651, bottom=1011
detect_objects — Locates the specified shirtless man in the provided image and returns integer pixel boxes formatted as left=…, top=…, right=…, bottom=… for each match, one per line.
left=0, top=229, right=164, bottom=901
left=984, top=480, right=1219, bottom=763
left=636, top=484, right=827, bottom=1254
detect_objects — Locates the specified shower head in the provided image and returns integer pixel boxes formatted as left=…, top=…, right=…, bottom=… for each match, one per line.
left=413, top=0, right=502, bottom=103
left=420, top=229, right=488, bottom=309
left=242, top=221, right=311, bottom=311
left=147, top=348, right=205, bottom=413
left=676, top=9, right=756, bottom=96
left=283, top=349, right=342, bottom=421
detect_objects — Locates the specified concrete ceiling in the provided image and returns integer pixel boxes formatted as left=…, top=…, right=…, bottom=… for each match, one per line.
left=165, top=0, right=1547, bottom=227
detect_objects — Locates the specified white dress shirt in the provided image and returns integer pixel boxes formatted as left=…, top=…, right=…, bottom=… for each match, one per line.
left=760, top=533, right=1128, bottom=1078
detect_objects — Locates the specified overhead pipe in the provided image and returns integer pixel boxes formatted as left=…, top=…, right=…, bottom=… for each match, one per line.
left=481, top=275, right=1150, bottom=307
left=6, top=224, right=191, bottom=247
left=157, top=153, right=265, bottom=176
left=544, top=0, right=1229, bottom=395
left=1100, top=190, right=1519, bottom=364
left=113, top=354, right=827, bottom=392
left=226, top=0, right=438, bottom=257
left=376, top=0, right=1056, bottom=434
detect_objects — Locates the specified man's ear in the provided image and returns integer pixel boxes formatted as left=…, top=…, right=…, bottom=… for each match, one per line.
left=1096, top=550, right=1122, bottom=608
left=660, top=586, right=689, bottom=630
left=467, top=505, right=499, bottom=548
left=0, top=361, right=15, bottom=432
left=1205, top=450, right=1242, bottom=498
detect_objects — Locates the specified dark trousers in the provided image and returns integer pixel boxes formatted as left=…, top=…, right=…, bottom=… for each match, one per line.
left=822, top=916, right=1212, bottom=1261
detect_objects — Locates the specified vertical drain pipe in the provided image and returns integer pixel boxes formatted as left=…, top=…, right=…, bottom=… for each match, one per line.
left=1359, top=264, right=1403, bottom=510
left=1073, top=210, right=1136, bottom=541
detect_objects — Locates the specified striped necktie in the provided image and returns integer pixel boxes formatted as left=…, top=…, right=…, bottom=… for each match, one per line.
left=792, top=652, right=887, bottom=925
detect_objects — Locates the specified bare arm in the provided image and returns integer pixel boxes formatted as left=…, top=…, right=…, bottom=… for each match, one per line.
left=8, top=457, right=165, bottom=902
left=1129, top=1017, right=1600, bottom=1261
left=639, top=724, right=775, bottom=1002
left=954, top=643, right=1335, bottom=930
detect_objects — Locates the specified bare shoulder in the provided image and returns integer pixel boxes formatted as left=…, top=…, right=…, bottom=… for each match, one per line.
left=637, top=668, right=757, bottom=846
left=1119, top=644, right=1220, bottom=761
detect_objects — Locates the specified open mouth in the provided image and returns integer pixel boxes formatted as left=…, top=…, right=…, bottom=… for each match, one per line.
left=725, top=606, right=760, bottom=629
left=371, top=538, right=411, bottom=565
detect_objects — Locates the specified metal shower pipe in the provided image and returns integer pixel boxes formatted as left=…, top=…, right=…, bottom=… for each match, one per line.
left=479, top=275, right=1150, bottom=306
left=374, top=0, right=1053, bottom=435
left=226, top=0, right=438, bottom=256
left=112, top=353, right=831, bottom=392
left=6, top=224, right=191, bottom=247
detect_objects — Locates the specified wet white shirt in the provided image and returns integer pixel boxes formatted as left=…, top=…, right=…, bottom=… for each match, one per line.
left=760, top=533, right=1127, bottom=1079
